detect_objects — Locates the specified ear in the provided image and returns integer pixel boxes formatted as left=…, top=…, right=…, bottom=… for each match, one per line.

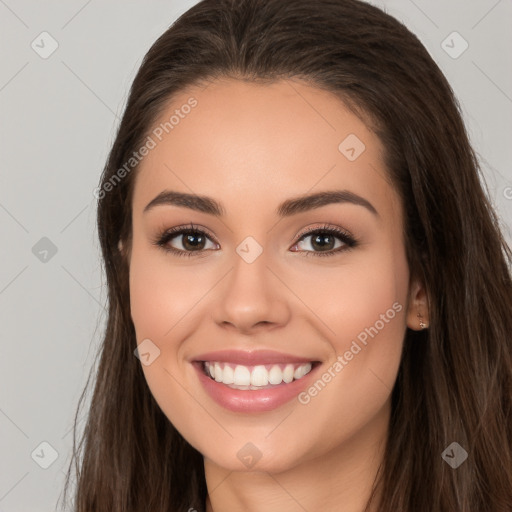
left=406, top=277, right=429, bottom=330
left=118, top=239, right=123, bottom=252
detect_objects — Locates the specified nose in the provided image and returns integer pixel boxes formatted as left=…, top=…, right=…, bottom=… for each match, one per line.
left=210, top=249, right=291, bottom=335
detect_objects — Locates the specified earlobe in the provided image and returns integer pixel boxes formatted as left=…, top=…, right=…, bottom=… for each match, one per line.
left=406, top=278, right=430, bottom=331
left=118, top=240, right=123, bottom=252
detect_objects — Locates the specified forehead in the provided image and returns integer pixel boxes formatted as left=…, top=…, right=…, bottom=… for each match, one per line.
left=131, top=78, right=399, bottom=221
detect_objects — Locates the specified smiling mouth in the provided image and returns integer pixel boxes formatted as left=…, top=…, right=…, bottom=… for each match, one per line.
left=200, top=360, right=320, bottom=390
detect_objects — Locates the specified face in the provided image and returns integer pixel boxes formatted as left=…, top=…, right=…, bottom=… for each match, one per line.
left=126, top=78, right=424, bottom=473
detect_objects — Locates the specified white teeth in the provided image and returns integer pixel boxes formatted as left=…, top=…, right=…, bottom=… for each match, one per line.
left=222, top=364, right=234, bottom=384
left=268, top=365, right=283, bottom=385
left=203, top=361, right=314, bottom=388
left=214, top=362, right=223, bottom=382
left=233, top=365, right=251, bottom=386
left=251, top=365, right=268, bottom=386
left=283, top=364, right=294, bottom=383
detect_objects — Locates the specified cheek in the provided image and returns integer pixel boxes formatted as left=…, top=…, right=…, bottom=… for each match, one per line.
left=295, top=247, right=408, bottom=342
left=128, top=247, right=209, bottom=435
left=129, top=246, right=201, bottom=342
left=289, top=249, right=409, bottom=447
left=297, top=243, right=409, bottom=389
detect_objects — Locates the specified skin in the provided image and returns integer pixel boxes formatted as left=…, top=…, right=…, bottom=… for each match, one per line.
left=123, top=78, right=429, bottom=512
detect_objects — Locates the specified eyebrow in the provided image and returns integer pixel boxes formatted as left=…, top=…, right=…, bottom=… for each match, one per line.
left=143, top=189, right=379, bottom=218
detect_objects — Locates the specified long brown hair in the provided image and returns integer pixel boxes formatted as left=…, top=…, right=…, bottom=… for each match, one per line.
left=61, top=0, right=512, bottom=510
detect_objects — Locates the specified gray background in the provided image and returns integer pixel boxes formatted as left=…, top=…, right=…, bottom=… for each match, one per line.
left=0, top=1, right=510, bottom=510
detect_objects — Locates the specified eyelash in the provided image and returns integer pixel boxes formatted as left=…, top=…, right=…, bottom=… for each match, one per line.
left=152, top=223, right=358, bottom=258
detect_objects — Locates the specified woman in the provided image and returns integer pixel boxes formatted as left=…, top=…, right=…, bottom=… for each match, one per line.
left=62, top=0, right=512, bottom=510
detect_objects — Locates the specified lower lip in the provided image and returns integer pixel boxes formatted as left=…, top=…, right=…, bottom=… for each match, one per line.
left=192, top=362, right=320, bottom=413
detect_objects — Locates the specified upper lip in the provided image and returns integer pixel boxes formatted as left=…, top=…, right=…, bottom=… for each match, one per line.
left=192, top=350, right=317, bottom=366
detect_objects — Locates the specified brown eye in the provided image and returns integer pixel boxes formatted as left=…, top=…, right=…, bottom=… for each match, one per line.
left=154, top=225, right=218, bottom=258
left=176, top=231, right=208, bottom=251
left=291, top=226, right=358, bottom=257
